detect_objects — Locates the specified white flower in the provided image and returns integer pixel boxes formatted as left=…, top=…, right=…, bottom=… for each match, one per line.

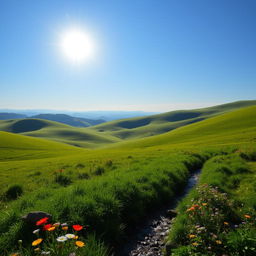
left=41, top=251, right=50, bottom=255
left=69, top=253, right=76, bottom=256
left=61, top=223, right=68, bottom=226
left=65, top=233, right=75, bottom=239
left=56, top=236, right=68, bottom=242
left=33, top=229, right=40, bottom=234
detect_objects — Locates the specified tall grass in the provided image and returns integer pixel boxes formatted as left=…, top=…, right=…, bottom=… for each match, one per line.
left=166, top=152, right=256, bottom=256
left=0, top=152, right=206, bottom=254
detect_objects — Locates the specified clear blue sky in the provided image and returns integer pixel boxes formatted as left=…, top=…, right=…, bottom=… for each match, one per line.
left=1, top=0, right=255, bottom=112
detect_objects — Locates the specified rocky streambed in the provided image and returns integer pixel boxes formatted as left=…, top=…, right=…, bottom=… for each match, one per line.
left=119, top=170, right=201, bottom=256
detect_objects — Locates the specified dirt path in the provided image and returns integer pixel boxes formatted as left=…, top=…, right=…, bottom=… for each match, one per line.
left=118, top=170, right=201, bottom=256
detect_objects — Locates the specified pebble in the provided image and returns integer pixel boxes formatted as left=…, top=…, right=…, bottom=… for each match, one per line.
left=128, top=216, right=171, bottom=256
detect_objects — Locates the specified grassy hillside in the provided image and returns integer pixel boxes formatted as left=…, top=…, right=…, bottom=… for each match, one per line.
left=89, top=100, right=256, bottom=140
left=113, top=105, right=256, bottom=150
left=0, top=131, right=83, bottom=161
left=0, top=118, right=121, bottom=148
left=0, top=101, right=255, bottom=149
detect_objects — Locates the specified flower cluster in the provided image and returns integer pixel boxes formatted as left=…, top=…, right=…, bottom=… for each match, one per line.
left=184, top=185, right=235, bottom=254
left=180, top=184, right=256, bottom=255
left=11, top=217, right=86, bottom=256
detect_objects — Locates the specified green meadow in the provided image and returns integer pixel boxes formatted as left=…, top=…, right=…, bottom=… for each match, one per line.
left=0, top=101, right=256, bottom=255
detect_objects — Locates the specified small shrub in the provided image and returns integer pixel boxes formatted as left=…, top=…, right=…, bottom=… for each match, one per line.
left=30, top=171, right=41, bottom=176
left=76, top=163, right=85, bottom=169
left=55, top=174, right=72, bottom=186
left=5, top=184, right=23, bottom=200
left=105, top=160, right=113, bottom=167
left=78, top=172, right=90, bottom=179
left=93, top=166, right=105, bottom=176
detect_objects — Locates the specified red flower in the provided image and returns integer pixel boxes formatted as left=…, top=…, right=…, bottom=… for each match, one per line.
left=73, top=225, right=83, bottom=231
left=43, top=224, right=52, bottom=231
left=36, top=217, right=49, bottom=226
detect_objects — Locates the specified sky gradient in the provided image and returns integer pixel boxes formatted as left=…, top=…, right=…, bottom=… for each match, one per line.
left=1, top=0, right=256, bottom=112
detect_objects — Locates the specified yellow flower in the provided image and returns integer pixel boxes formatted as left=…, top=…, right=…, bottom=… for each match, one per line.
left=189, top=234, right=196, bottom=239
left=32, top=238, right=43, bottom=246
left=62, top=226, right=68, bottom=231
left=224, top=222, right=229, bottom=225
left=47, top=226, right=56, bottom=231
left=192, top=242, right=198, bottom=246
left=75, top=241, right=85, bottom=247
left=202, top=203, right=207, bottom=206
left=216, top=240, right=222, bottom=244
left=74, top=235, right=79, bottom=240
left=34, top=247, right=40, bottom=252
left=53, top=222, right=60, bottom=227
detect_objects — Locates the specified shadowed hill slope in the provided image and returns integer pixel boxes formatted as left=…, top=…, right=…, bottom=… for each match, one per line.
left=89, top=100, right=256, bottom=140
left=0, top=100, right=255, bottom=149
left=114, top=105, right=256, bottom=150
left=0, top=118, right=121, bottom=148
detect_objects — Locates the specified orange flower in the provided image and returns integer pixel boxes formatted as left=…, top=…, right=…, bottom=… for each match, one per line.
left=187, top=206, right=195, bottom=212
left=43, top=224, right=52, bottom=231
left=47, top=226, right=56, bottom=231
left=62, top=226, right=68, bottom=231
left=244, top=214, right=251, bottom=219
left=75, top=241, right=85, bottom=247
left=224, top=222, right=229, bottom=225
left=73, top=225, right=83, bottom=231
left=36, top=217, right=48, bottom=226
left=32, top=238, right=43, bottom=246
left=202, top=203, right=207, bottom=206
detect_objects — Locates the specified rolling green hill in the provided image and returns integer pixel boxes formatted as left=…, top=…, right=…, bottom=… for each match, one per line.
left=114, top=105, right=256, bottom=150
left=89, top=100, right=256, bottom=140
left=0, top=130, right=83, bottom=161
left=0, top=100, right=255, bottom=149
left=0, top=118, right=121, bottom=148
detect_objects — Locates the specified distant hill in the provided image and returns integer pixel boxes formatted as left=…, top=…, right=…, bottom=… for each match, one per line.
left=0, top=118, right=120, bottom=148
left=0, top=112, right=105, bottom=127
left=31, top=114, right=105, bottom=127
left=0, top=100, right=255, bottom=149
left=116, top=105, right=256, bottom=150
left=0, top=109, right=156, bottom=121
left=0, top=113, right=27, bottom=120
left=89, top=100, right=256, bottom=140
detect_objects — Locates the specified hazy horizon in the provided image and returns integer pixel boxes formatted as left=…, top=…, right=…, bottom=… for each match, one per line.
left=0, top=101, right=238, bottom=113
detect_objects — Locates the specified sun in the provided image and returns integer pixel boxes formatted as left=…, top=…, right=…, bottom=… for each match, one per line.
left=60, top=28, right=95, bottom=63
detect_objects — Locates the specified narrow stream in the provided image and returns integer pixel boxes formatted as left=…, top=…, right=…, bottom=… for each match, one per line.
left=118, top=169, right=201, bottom=256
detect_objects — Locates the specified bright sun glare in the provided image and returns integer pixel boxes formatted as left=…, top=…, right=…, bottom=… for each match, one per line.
left=60, top=28, right=95, bottom=63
